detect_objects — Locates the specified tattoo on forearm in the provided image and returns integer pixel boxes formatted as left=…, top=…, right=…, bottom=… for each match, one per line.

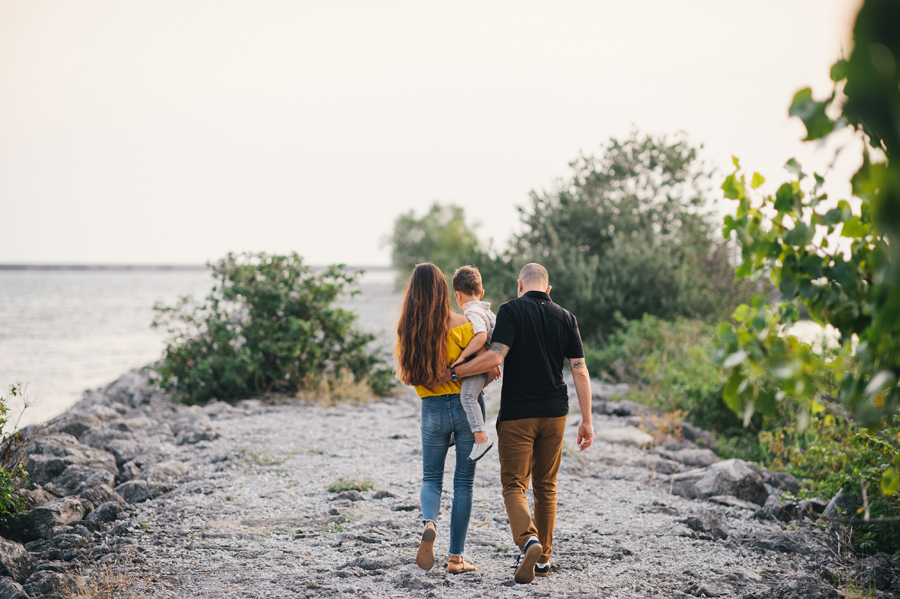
left=490, top=342, right=510, bottom=359
left=570, top=358, right=586, bottom=370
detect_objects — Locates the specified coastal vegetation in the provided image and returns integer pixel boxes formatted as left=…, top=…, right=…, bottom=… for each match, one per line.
left=0, top=383, right=28, bottom=524
left=151, top=252, right=395, bottom=405
left=711, top=0, right=900, bottom=552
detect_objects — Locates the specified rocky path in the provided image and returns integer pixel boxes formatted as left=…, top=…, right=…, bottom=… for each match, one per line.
left=103, top=387, right=844, bottom=599
left=7, top=371, right=898, bottom=598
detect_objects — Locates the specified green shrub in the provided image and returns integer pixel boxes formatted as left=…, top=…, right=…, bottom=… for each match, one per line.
left=586, top=315, right=768, bottom=459
left=152, top=252, right=395, bottom=404
left=0, top=383, right=29, bottom=524
left=761, top=415, right=900, bottom=555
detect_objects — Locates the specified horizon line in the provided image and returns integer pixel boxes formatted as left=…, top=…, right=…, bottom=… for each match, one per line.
left=0, top=263, right=394, bottom=272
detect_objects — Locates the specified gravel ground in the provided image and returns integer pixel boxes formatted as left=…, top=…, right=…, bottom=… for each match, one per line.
left=111, top=384, right=823, bottom=599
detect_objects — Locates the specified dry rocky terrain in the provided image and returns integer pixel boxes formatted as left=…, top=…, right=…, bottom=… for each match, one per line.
left=2, top=370, right=899, bottom=598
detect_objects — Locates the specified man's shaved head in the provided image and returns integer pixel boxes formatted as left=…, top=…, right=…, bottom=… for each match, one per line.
left=518, top=263, right=549, bottom=288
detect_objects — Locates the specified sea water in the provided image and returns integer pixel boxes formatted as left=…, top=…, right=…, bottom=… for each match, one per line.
left=0, top=268, right=400, bottom=429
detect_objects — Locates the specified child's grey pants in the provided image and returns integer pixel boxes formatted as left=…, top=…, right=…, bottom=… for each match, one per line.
left=460, top=373, right=488, bottom=433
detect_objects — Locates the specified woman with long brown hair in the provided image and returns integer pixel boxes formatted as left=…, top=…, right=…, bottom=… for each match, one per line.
left=396, top=263, right=494, bottom=574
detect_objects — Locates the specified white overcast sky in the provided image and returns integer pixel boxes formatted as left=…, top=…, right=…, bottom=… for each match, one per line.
left=0, top=0, right=862, bottom=266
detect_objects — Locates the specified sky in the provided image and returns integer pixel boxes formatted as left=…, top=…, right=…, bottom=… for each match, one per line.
left=0, top=0, right=863, bottom=267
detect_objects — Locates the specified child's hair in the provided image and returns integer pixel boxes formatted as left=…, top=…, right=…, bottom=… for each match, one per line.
left=452, top=265, right=482, bottom=296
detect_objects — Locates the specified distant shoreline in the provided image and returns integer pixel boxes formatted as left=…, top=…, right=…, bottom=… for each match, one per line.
left=0, top=264, right=393, bottom=272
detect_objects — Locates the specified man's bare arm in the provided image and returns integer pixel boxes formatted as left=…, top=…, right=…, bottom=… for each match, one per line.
left=451, top=342, right=508, bottom=379
left=569, top=357, right=594, bottom=451
left=427, top=342, right=506, bottom=388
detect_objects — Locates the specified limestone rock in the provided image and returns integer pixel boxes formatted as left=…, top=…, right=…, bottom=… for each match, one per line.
left=595, top=426, right=654, bottom=447
left=85, top=502, right=123, bottom=524
left=145, top=460, right=186, bottom=484
left=762, top=470, right=802, bottom=495
left=1, top=498, right=85, bottom=543
left=16, top=487, right=55, bottom=510
left=114, top=480, right=168, bottom=504
left=102, top=371, right=155, bottom=409
left=855, top=553, right=894, bottom=590
left=50, top=414, right=102, bottom=440
left=753, top=496, right=799, bottom=522
left=53, top=465, right=114, bottom=496
left=670, top=459, right=768, bottom=506
left=0, top=538, right=32, bottom=583
left=105, top=439, right=161, bottom=468
left=682, top=510, right=728, bottom=540
left=22, top=434, right=118, bottom=487
left=822, top=489, right=862, bottom=521
left=707, top=495, right=761, bottom=510
left=23, top=569, right=69, bottom=597
left=0, top=577, right=28, bottom=599
left=743, top=531, right=814, bottom=555
left=656, top=447, right=720, bottom=468
left=79, top=484, right=124, bottom=508
left=118, top=460, right=142, bottom=482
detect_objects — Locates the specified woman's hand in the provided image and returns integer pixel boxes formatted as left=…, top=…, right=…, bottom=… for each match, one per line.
left=450, top=357, right=463, bottom=368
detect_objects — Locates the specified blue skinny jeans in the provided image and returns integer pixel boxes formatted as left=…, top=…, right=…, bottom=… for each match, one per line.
left=419, top=393, right=484, bottom=556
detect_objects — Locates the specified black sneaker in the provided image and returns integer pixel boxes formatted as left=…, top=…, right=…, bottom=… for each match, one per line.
left=534, top=562, right=550, bottom=577
left=514, top=537, right=543, bottom=584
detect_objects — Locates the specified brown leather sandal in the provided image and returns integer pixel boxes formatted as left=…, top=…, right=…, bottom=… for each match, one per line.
left=415, top=523, right=436, bottom=570
left=447, top=555, right=477, bottom=573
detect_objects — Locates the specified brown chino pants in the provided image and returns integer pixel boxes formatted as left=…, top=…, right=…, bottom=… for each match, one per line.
left=496, top=415, right=567, bottom=563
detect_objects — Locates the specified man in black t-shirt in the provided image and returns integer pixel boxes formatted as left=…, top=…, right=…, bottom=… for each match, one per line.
left=451, top=263, right=594, bottom=584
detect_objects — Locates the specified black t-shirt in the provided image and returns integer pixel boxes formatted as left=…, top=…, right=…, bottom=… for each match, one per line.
left=491, top=291, right=585, bottom=421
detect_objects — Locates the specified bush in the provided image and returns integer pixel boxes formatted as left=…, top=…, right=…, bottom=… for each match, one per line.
left=152, top=252, right=395, bottom=404
left=761, top=415, right=900, bottom=555
left=587, top=315, right=767, bottom=459
left=0, top=383, right=29, bottom=524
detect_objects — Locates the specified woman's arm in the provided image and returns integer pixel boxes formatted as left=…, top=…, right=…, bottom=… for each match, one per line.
left=450, top=332, right=487, bottom=367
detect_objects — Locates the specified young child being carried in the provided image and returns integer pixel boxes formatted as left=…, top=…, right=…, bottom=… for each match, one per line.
left=450, top=265, right=497, bottom=464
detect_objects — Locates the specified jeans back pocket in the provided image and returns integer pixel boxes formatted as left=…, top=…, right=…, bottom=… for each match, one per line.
left=421, top=405, right=444, bottom=436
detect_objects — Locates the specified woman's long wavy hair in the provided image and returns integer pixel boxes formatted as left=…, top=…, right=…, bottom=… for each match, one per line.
left=395, top=263, right=450, bottom=387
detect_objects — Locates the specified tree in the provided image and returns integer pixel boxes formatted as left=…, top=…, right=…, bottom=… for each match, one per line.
left=387, top=202, right=482, bottom=289
left=493, top=130, right=750, bottom=341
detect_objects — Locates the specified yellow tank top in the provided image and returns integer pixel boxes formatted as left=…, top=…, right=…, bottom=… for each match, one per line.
left=411, top=322, right=475, bottom=398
